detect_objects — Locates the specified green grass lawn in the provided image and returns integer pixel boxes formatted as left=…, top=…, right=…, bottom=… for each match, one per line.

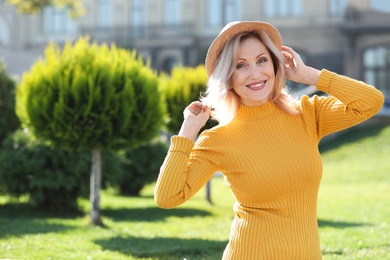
left=317, top=122, right=390, bottom=259
left=1, top=122, right=389, bottom=259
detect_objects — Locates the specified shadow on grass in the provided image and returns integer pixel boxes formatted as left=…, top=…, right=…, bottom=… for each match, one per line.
left=94, top=235, right=227, bottom=259
left=102, top=207, right=212, bottom=222
left=0, top=202, right=78, bottom=238
left=0, top=201, right=84, bottom=218
left=319, top=122, right=388, bottom=153
left=318, top=218, right=368, bottom=228
left=0, top=218, right=75, bottom=238
left=322, top=243, right=390, bottom=256
left=322, top=248, right=344, bottom=256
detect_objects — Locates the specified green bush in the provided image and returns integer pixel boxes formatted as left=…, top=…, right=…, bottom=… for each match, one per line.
left=0, top=130, right=90, bottom=212
left=16, top=37, right=165, bottom=150
left=0, top=129, right=164, bottom=211
left=159, top=65, right=216, bottom=134
left=15, top=37, right=166, bottom=224
left=0, top=61, right=20, bottom=143
left=103, top=140, right=169, bottom=196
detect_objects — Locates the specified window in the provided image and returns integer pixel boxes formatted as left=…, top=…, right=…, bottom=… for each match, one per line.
left=225, top=0, right=240, bottom=23
left=97, top=0, right=113, bottom=28
left=264, top=0, right=302, bottom=18
left=370, top=0, right=390, bottom=12
left=42, top=7, right=76, bottom=34
left=132, top=0, right=145, bottom=27
left=164, top=0, right=180, bottom=25
left=328, top=0, right=346, bottom=17
left=131, top=0, right=144, bottom=37
left=0, top=17, right=9, bottom=44
left=206, top=0, right=240, bottom=27
left=206, top=0, right=223, bottom=26
left=363, top=46, right=390, bottom=99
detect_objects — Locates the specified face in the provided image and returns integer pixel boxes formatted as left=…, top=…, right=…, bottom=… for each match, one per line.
left=230, top=36, right=275, bottom=106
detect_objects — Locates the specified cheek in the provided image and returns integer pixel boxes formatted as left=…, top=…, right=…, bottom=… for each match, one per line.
left=267, top=64, right=276, bottom=76
left=230, top=75, right=238, bottom=88
left=231, top=72, right=245, bottom=87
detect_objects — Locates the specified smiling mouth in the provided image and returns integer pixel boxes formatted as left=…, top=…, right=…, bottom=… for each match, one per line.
left=247, top=81, right=266, bottom=90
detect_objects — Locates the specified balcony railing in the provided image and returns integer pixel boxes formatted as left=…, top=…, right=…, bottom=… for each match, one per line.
left=341, top=7, right=390, bottom=34
left=80, top=23, right=196, bottom=43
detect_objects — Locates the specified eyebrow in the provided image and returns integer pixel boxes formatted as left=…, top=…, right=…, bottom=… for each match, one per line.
left=237, top=52, right=267, bottom=61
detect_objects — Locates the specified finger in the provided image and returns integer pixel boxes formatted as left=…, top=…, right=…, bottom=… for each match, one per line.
left=281, top=46, right=297, bottom=55
left=188, top=101, right=207, bottom=116
left=281, top=49, right=293, bottom=61
left=281, top=49, right=298, bottom=69
left=281, top=46, right=299, bottom=62
left=281, top=51, right=294, bottom=64
left=282, top=55, right=295, bottom=69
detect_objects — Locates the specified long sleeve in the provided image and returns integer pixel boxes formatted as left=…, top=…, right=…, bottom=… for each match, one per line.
left=301, top=69, right=384, bottom=141
left=154, top=132, right=221, bottom=209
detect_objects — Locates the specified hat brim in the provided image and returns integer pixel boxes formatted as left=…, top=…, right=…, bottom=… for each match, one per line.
left=205, top=21, right=282, bottom=77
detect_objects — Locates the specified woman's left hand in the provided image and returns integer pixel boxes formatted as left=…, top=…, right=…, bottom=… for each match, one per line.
left=281, top=46, right=320, bottom=86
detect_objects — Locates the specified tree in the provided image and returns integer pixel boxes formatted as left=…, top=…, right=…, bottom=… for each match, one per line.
left=0, top=61, right=20, bottom=143
left=159, top=65, right=216, bottom=134
left=159, top=65, right=217, bottom=204
left=16, top=37, right=165, bottom=225
left=6, top=0, right=85, bottom=18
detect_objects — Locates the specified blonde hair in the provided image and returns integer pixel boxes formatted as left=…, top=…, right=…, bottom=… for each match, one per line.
left=201, top=31, right=300, bottom=125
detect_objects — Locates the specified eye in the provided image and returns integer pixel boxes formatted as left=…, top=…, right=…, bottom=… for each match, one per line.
left=236, top=62, right=247, bottom=69
left=257, top=57, right=267, bottom=64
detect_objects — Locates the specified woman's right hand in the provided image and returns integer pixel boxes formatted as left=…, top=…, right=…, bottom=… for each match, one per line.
left=282, top=46, right=320, bottom=86
left=178, top=101, right=210, bottom=141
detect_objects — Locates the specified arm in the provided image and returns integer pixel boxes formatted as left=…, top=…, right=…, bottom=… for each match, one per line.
left=282, top=46, right=384, bottom=139
left=154, top=101, right=218, bottom=209
left=311, top=70, right=384, bottom=139
left=178, top=101, right=210, bottom=141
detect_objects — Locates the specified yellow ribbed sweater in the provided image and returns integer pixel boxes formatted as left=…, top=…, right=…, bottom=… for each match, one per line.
left=154, top=70, right=384, bottom=259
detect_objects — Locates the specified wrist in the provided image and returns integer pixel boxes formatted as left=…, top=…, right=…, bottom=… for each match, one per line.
left=302, top=66, right=321, bottom=86
left=178, top=119, right=202, bottom=141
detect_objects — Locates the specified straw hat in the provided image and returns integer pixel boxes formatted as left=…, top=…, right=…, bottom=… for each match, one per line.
left=205, top=21, right=282, bottom=77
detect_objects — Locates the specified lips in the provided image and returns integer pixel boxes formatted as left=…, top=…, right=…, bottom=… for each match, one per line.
left=246, top=80, right=266, bottom=90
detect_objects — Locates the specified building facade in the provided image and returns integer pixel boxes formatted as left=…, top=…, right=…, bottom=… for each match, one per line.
left=1, top=0, right=389, bottom=112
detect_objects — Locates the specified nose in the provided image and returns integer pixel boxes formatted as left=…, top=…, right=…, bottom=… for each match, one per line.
left=249, top=65, right=261, bottom=79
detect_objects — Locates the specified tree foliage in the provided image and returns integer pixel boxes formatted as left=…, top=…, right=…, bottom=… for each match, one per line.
left=6, top=0, right=85, bottom=18
left=159, top=65, right=216, bottom=134
left=0, top=129, right=90, bottom=213
left=16, top=37, right=165, bottom=151
left=0, top=61, right=20, bottom=143
left=103, top=140, right=168, bottom=196
left=0, top=129, right=152, bottom=213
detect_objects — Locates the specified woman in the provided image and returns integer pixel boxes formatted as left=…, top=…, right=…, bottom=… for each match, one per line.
left=154, top=21, right=384, bottom=259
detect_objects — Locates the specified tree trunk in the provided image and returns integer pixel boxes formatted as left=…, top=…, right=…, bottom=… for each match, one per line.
left=90, top=147, right=103, bottom=226
left=205, top=180, right=213, bottom=205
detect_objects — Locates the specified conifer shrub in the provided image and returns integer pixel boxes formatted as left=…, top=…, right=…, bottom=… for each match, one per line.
left=103, top=140, right=168, bottom=196
left=14, top=37, right=166, bottom=222
left=16, top=38, right=165, bottom=150
left=159, top=65, right=216, bottom=134
left=0, top=130, right=90, bottom=212
left=0, top=61, right=20, bottom=143
left=0, top=129, right=165, bottom=211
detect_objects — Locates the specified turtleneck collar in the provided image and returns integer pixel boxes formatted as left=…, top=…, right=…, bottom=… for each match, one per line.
left=235, top=101, right=278, bottom=119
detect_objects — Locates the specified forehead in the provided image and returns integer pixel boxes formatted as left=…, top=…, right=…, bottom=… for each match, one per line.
left=236, top=37, right=269, bottom=58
